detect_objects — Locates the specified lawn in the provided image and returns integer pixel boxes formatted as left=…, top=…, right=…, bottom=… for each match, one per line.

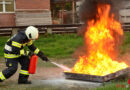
left=0, top=34, right=83, bottom=59
left=34, top=34, right=83, bottom=58
left=92, top=79, right=130, bottom=90
left=120, top=32, right=130, bottom=54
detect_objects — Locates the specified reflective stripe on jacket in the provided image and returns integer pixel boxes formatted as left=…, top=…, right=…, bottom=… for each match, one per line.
left=4, top=31, right=43, bottom=59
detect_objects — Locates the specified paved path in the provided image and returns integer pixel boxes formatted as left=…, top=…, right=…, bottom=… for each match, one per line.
left=32, top=78, right=103, bottom=89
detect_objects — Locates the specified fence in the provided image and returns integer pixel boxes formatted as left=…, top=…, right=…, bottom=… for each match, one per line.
left=0, top=24, right=82, bottom=36
left=0, top=23, right=129, bottom=36
left=122, top=23, right=130, bottom=32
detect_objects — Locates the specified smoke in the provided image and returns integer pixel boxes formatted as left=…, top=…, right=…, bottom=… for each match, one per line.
left=79, top=0, right=123, bottom=23
left=77, top=0, right=124, bottom=37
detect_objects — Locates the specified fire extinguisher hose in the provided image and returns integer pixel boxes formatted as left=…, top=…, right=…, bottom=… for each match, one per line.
left=50, top=61, right=71, bottom=71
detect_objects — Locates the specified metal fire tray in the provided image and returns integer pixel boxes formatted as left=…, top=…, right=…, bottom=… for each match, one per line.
left=64, top=68, right=130, bottom=83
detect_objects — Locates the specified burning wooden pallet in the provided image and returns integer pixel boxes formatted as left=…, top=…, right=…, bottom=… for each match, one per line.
left=64, top=68, right=130, bottom=83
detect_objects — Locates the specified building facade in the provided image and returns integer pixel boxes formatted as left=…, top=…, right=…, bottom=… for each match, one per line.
left=119, top=0, right=130, bottom=23
left=0, top=0, right=52, bottom=27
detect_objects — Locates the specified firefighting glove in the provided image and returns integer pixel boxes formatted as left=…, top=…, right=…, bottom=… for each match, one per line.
left=41, top=56, right=49, bottom=62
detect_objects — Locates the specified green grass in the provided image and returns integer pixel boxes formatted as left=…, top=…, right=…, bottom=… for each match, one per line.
left=120, top=32, right=130, bottom=54
left=92, top=79, right=130, bottom=90
left=34, top=34, right=83, bottom=58
left=0, top=36, right=9, bottom=57
left=0, top=34, right=83, bottom=59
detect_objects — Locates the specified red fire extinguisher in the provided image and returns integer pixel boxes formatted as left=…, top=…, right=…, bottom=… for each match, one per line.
left=29, top=55, right=38, bottom=74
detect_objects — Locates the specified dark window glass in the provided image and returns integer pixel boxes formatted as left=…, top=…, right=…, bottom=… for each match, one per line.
left=0, top=0, right=14, bottom=12
left=0, top=4, right=3, bottom=12
left=5, top=0, right=14, bottom=12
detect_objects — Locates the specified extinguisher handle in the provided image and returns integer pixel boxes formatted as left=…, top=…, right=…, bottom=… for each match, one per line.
left=28, top=51, right=34, bottom=56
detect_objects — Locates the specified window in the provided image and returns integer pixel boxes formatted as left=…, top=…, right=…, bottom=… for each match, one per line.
left=0, top=0, right=14, bottom=13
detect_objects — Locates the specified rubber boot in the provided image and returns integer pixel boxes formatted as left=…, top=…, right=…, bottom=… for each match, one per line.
left=18, top=74, right=31, bottom=84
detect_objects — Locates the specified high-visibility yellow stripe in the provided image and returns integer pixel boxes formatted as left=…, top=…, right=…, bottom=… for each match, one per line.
left=0, top=72, right=6, bottom=80
left=20, top=70, right=29, bottom=75
left=12, top=41, right=22, bottom=48
left=34, top=48, right=40, bottom=54
left=27, top=40, right=33, bottom=46
left=23, top=43, right=27, bottom=47
left=4, top=53, right=20, bottom=58
left=20, top=49, right=25, bottom=55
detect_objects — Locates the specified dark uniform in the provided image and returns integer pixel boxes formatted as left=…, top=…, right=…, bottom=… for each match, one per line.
left=0, top=30, right=48, bottom=84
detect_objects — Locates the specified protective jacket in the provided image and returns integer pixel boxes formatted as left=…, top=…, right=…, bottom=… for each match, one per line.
left=0, top=30, right=47, bottom=83
left=4, top=30, right=45, bottom=60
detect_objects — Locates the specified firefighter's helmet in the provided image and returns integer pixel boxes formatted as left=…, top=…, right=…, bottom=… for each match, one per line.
left=25, top=26, right=39, bottom=40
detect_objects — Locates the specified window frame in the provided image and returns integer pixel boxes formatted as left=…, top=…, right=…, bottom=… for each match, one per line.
left=0, top=0, right=15, bottom=13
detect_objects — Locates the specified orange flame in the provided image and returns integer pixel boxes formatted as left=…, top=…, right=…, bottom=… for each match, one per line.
left=71, top=4, right=128, bottom=76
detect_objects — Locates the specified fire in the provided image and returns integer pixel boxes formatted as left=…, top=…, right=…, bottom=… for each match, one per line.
left=71, top=4, right=128, bottom=76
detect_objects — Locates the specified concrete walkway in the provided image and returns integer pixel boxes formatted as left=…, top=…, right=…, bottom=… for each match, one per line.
left=32, top=78, right=103, bottom=89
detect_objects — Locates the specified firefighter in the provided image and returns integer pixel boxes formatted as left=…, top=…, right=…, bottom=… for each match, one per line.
left=0, top=26, right=49, bottom=84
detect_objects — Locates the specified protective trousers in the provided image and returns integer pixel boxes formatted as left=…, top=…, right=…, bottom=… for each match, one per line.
left=0, top=56, right=30, bottom=83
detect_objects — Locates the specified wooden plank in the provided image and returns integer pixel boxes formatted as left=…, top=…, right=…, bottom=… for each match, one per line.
left=0, top=24, right=81, bottom=36
left=53, top=31, right=77, bottom=34
left=0, top=30, right=12, bottom=32
left=64, top=72, right=104, bottom=82
left=15, top=10, right=52, bottom=26
left=0, top=24, right=82, bottom=28
left=16, top=18, right=51, bottom=22
left=0, top=32, right=11, bottom=36
left=52, top=28, right=78, bottom=31
left=16, top=13, right=51, bottom=18
left=64, top=68, right=130, bottom=83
